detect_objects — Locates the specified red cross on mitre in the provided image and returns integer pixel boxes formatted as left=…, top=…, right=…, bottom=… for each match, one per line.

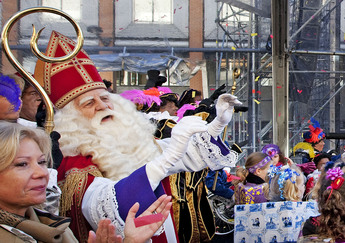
left=35, top=31, right=105, bottom=109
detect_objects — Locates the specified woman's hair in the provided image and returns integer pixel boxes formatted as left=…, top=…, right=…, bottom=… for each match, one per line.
left=235, top=152, right=270, bottom=184
left=317, top=162, right=345, bottom=240
left=268, top=164, right=303, bottom=201
left=0, top=121, right=52, bottom=171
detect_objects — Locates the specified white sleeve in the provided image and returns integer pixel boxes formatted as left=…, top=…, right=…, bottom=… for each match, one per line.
left=156, top=132, right=238, bottom=176
left=82, top=177, right=125, bottom=238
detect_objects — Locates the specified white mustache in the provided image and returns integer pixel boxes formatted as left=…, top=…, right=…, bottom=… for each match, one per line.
left=90, top=109, right=116, bottom=127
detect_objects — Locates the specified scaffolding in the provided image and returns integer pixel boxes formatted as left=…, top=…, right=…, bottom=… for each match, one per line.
left=2, top=0, right=345, bottom=160
left=215, top=0, right=345, bottom=162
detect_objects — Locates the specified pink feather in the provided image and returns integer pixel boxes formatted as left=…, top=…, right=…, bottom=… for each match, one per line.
left=176, top=104, right=196, bottom=121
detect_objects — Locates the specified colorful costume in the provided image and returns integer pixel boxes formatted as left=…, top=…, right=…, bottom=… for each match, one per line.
left=235, top=173, right=268, bottom=204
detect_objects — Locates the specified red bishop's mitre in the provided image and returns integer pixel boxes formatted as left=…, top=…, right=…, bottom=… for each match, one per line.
left=34, top=31, right=106, bottom=108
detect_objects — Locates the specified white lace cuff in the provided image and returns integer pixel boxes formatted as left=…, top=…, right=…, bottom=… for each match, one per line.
left=192, top=132, right=238, bottom=170
left=82, top=177, right=125, bottom=238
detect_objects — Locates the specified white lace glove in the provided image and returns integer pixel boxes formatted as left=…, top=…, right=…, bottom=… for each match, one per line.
left=146, top=116, right=207, bottom=190
left=207, top=94, right=242, bottom=137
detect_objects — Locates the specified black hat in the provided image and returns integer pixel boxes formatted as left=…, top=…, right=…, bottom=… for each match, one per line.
left=145, top=70, right=167, bottom=89
left=178, top=89, right=201, bottom=108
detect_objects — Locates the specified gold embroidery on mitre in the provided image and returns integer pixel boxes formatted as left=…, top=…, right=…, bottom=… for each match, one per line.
left=44, top=34, right=60, bottom=94
left=50, top=61, right=73, bottom=77
left=55, top=82, right=106, bottom=108
left=49, top=58, right=95, bottom=84
left=43, top=31, right=91, bottom=94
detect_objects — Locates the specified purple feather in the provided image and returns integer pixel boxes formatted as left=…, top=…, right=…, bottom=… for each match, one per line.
left=0, top=74, right=21, bottom=111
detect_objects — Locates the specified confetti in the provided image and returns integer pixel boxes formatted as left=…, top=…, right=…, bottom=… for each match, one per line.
left=257, top=90, right=261, bottom=95
left=297, top=89, right=302, bottom=94
left=255, top=76, right=260, bottom=81
left=254, top=99, right=260, bottom=104
left=251, top=33, right=258, bottom=37
left=277, top=86, right=282, bottom=89
left=279, top=112, right=281, bottom=117
left=231, top=46, right=236, bottom=50
left=252, top=89, right=256, bottom=94
left=245, top=120, right=248, bottom=124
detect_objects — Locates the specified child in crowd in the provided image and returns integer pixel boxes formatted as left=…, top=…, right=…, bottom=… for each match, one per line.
left=262, top=144, right=293, bottom=166
left=263, top=143, right=317, bottom=176
left=301, top=162, right=345, bottom=242
left=233, top=152, right=272, bottom=204
left=305, top=153, right=332, bottom=197
left=267, top=164, right=305, bottom=202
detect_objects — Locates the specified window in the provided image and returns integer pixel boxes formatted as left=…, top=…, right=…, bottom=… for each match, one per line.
left=134, top=0, right=172, bottom=24
left=42, top=0, right=81, bottom=21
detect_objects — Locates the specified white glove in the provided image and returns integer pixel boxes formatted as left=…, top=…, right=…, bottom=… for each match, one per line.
left=207, top=94, right=242, bottom=137
left=146, top=116, right=207, bottom=190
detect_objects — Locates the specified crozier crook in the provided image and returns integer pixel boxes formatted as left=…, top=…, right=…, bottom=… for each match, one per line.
left=1, top=7, right=84, bottom=133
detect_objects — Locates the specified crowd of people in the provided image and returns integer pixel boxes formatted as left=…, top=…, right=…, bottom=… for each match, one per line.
left=226, top=122, right=345, bottom=242
left=1, top=29, right=345, bottom=243
left=0, top=30, right=241, bottom=243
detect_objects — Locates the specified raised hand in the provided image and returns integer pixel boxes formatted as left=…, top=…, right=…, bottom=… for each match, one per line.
left=124, top=195, right=172, bottom=243
left=88, top=219, right=123, bottom=243
left=208, top=94, right=242, bottom=137
left=216, top=94, right=242, bottom=124
left=209, top=84, right=226, bottom=101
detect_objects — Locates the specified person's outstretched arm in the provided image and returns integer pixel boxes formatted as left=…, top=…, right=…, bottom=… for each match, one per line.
left=87, top=195, right=172, bottom=243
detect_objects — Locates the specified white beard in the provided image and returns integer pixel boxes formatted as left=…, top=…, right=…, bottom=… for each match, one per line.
left=54, top=93, right=161, bottom=181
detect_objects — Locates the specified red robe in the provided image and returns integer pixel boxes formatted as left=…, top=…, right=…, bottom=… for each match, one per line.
left=57, top=155, right=179, bottom=243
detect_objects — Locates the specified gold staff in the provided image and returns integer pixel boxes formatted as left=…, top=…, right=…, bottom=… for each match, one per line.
left=212, top=67, right=241, bottom=191
left=1, top=7, right=84, bottom=133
